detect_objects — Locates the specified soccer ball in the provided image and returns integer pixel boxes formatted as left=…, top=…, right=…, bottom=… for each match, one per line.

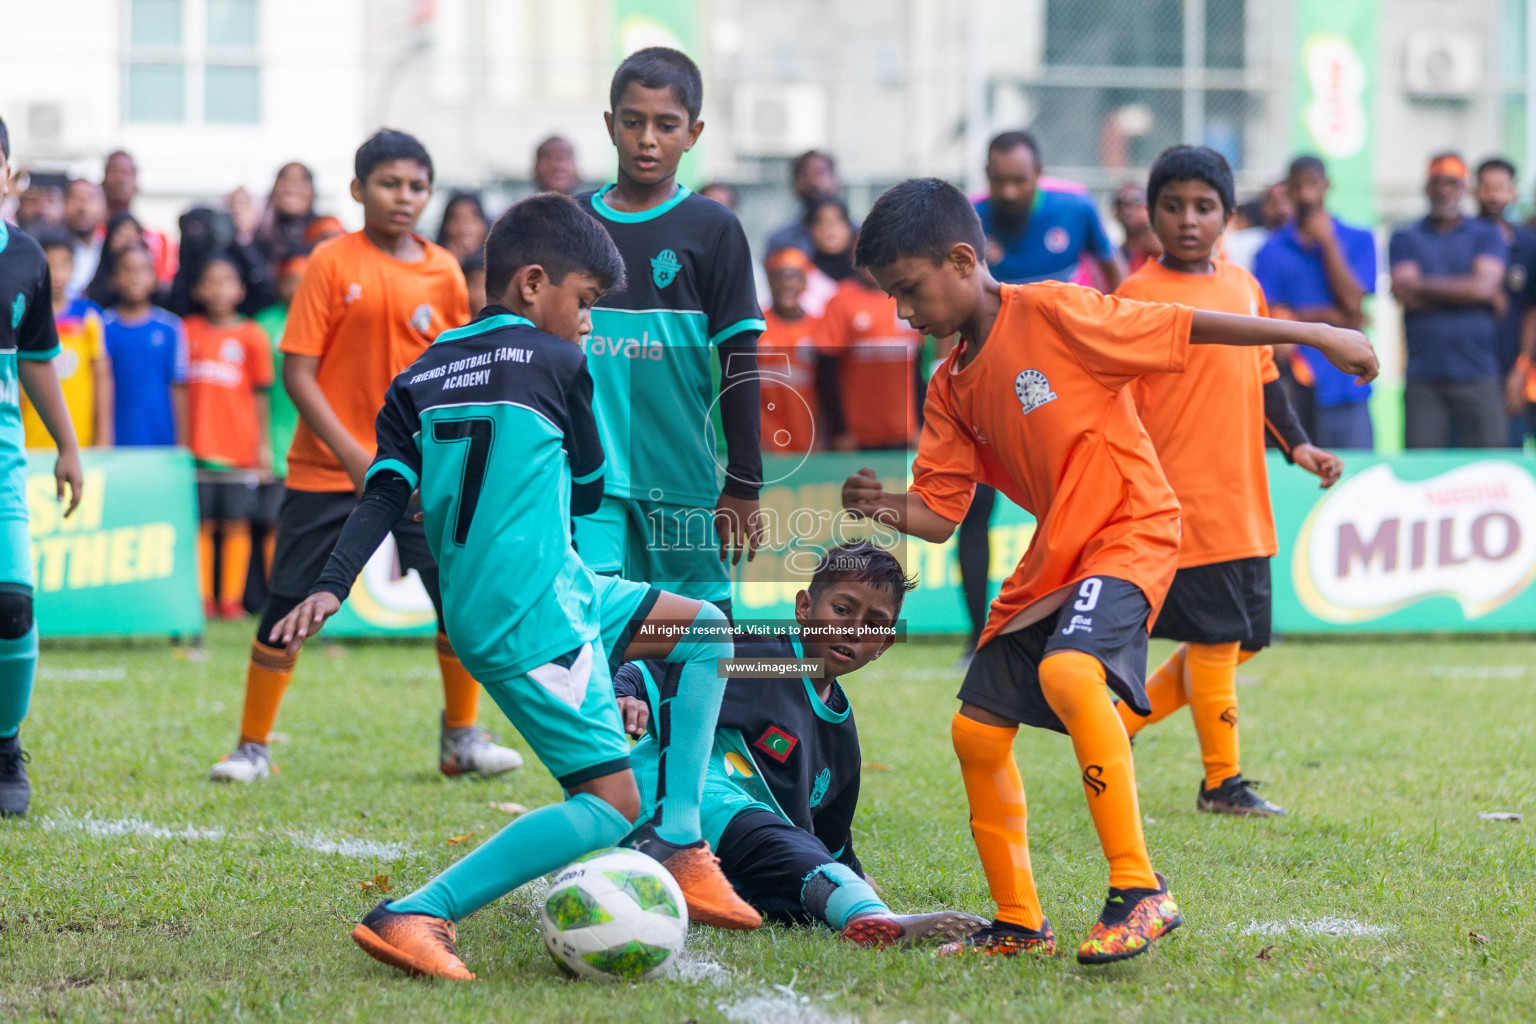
left=540, top=847, right=689, bottom=981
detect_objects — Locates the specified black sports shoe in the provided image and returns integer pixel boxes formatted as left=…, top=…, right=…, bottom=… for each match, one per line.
left=933, top=916, right=1056, bottom=958
left=0, top=731, right=31, bottom=817
left=1197, top=775, right=1286, bottom=817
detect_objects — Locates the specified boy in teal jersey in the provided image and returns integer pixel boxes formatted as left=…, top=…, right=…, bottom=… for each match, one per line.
left=269, top=193, right=759, bottom=981
left=574, top=47, right=766, bottom=615
left=0, top=116, right=85, bottom=816
left=615, top=543, right=986, bottom=949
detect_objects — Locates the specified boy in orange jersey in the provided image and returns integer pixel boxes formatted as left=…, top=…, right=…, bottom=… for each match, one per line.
left=1114, top=147, right=1344, bottom=816
left=183, top=256, right=273, bottom=619
left=208, top=130, right=521, bottom=783
left=841, top=178, right=1376, bottom=963
left=818, top=262, right=924, bottom=451
left=759, top=248, right=823, bottom=454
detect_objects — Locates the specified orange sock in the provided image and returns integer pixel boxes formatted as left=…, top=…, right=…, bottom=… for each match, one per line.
left=951, top=712, right=1045, bottom=929
left=239, top=641, right=297, bottom=746
left=1186, top=641, right=1242, bottom=789
left=198, top=521, right=217, bottom=606
left=437, top=632, right=480, bottom=730
left=1237, top=648, right=1258, bottom=665
left=219, top=521, right=252, bottom=611
left=1039, top=650, right=1158, bottom=890
left=1118, top=642, right=1190, bottom=737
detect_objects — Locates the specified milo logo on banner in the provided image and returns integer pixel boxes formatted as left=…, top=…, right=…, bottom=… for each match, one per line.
left=1293, top=462, right=1536, bottom=623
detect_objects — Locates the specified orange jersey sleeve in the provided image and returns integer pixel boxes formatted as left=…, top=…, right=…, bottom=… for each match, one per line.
left=910, top=366, right=981, bottom=523
left=1043, top=283, right=1192, bottom=390
left=278, top=240, right=340, bottom=359
left=1118, top=261, right=1278, bottom=567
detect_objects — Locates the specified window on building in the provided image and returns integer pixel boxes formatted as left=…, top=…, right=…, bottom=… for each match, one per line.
left=124, top=0, right=261, bottom=125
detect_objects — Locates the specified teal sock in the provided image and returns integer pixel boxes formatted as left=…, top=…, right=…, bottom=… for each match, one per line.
left=388, top=792, right=631, bottom=921
left=655, top=603, right=730, bottom=845
left=801, top=863, right=887, bottom=929
left=0, top=624, right=39, bottom=738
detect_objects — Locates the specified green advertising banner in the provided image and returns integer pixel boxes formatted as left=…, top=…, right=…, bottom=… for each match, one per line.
left=1291, top=0, right=1378, bottom=225
left=26, top=448, right=202, bottom=638
left=266, top=451, right=1536, bottom=642
left=1271, top=452, right=1536, bottom=633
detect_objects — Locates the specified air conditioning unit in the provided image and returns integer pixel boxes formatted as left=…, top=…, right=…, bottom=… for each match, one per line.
left=732, top=83, right=828, bottom=156
left=1404, top=31, right=1482, bottom=99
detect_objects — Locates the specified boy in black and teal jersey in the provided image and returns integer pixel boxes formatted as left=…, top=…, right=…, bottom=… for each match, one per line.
left=614, top=543, right=985, bottom=949
left=269, top=193, right=759, bottom=981
left=0, top=116, right=85, bottom=817
left=575, top=47, right=765, bottom=615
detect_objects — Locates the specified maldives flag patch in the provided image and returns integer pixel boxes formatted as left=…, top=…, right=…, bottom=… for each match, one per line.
left=754, top=726, right=798, bottom=763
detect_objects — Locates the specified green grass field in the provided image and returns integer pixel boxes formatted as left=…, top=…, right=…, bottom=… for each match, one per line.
left=1, top=623, right=1533, bottom=1023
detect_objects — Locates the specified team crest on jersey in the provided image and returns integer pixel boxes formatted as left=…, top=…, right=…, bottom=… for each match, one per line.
left=55, top=349, right=80, bottom=380
left=10, top=294, right=24, bottom=329
left=1044, top=227, right=1070, bottom=254
left=651, top=249, right=681, bottom=288
left=344, top=283, right=362, bottom=305
left=410, top=304, right=433, bottom=334
left=219, top=338, right=246, bottom=364
left=1014, top=369, right=1057, bottom=414
left=1511, top=263, right=1528, bottom=294
left=754, top=725, right=798, bottom=763
left=809, top=767, right=831, bottom=807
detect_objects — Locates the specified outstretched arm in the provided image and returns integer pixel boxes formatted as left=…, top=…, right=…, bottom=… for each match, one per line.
left=1190, top=310, right=1378, bottom=385
left=268, top=469, right=412, bottom=653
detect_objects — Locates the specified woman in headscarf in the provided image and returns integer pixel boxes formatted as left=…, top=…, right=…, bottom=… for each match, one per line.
left=84, top=212, right=149, bottom=307
left=434, top=191, right=490, bottom=263
left=254, top=162, right=316, bottom=271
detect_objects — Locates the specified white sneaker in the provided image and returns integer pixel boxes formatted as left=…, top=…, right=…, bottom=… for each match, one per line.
left=440, top=721, right=523, bottom=777
left=209, top=742, right=273, bottom=783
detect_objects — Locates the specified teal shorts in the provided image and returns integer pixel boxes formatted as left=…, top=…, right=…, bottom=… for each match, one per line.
left=574, top=496, right=731, bottom=605
left=0, top=517, right=32, bottom=589
left=593, top=573, right=660, bottom=674
left=479, top=641, right=631, bottom=787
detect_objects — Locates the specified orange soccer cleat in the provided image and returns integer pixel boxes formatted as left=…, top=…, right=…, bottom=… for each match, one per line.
left=350, top=902, right=477, bottom=981
left=632, top=825, right=763, bottom=930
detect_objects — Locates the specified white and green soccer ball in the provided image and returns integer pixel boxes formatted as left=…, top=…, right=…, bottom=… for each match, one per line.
left=540, top=847, right=688, bottom=981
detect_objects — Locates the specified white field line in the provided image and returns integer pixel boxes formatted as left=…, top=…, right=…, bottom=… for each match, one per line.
left=1240, top=916, right=1394, bottom=938
left=1412, top=665, right=1529, bottom=679
left=39, top=810, right=224, bottom=841
left=718, top=985, right=858, bottom=1024
left=37, top=667, right=127, bottom=682
left=288, top=831, right=412, bottom=861
left=666, top=948, right=732, bottom=986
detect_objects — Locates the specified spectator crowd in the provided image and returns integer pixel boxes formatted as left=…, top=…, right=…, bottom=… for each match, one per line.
left=5, top=132, right=1536, bottom=622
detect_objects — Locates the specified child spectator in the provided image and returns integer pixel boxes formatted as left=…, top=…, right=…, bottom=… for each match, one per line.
left=184, top=257, right=273, bottom=619
left=759, top=248, right=823, bottom=454
left=102, top=245, right=185, bottom=447
left=84, top=213, right=149, bottom=308
left=816, top=264, right=923, bottom=451
left=22, top=233, right=112, bottom=448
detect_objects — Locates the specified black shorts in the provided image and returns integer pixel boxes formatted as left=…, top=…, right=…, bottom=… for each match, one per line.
left=197, top=478, right=261, bottom=522
left=252, top=481, right=285, bottom=528
left=715, top=810, right=842, bottom=925
left=266, top=489, right=442, bottom=614
left=1151, top=556, right=1271, bottom=651
left=958, top=576, right=1152, bottom=734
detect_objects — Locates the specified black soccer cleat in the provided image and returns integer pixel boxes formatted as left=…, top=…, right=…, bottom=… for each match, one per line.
left=1197, top=775, right=1286, bottom=817
left=933, top=916, right=1056, bottom=958
left=0, top=731, right=31, bottom=817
